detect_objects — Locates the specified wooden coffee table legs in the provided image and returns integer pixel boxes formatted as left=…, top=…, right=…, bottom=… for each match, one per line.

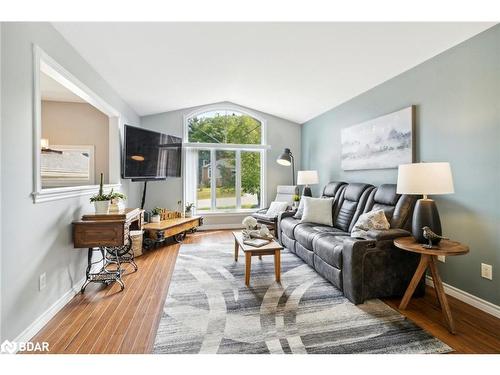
left=399, top=254, right=456, bottom=334
left=245, top=252, right=252, bottom=286
left=234, top=243, right=281, bottom=287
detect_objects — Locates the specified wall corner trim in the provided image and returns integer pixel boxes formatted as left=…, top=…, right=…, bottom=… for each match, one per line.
left=425, top=275, right=500, bottom=319
left=11, top=276, right=86, bottom=351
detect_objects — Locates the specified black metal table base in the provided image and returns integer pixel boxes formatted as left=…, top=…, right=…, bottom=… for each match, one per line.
left=80, top=239, right=138, bottom=293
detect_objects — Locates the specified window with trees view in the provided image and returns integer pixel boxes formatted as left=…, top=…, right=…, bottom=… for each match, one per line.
left=184, top=109, right=266, bottom=213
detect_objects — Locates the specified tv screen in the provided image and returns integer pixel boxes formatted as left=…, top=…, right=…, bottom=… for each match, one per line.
left=122, top=125, right=182, bottom=180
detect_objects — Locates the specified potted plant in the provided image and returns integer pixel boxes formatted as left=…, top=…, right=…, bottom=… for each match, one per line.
left=109, top=190, right=127, bottom=212
left=185, top=202, right=194, bottom=218
left=293, top=194, right=301, bottom=209
left=90, top=173, right=111, bottom=214
left=150, top=207, right=162, bottom=223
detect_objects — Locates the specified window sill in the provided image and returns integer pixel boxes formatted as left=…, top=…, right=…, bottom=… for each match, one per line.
left=196, top=209, right=261, bottom=217
left=32, top=183, right=121, bottom=204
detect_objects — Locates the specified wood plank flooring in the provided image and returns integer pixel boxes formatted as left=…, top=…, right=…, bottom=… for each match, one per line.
left=27, top=230, right=500, bottom=354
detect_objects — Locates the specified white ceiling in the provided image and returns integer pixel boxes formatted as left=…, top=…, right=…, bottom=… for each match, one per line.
left=53, top=22, right=495, bottom=123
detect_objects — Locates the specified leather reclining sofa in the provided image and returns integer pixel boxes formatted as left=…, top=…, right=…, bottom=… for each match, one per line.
left=278, top=182, right=424, bottom=304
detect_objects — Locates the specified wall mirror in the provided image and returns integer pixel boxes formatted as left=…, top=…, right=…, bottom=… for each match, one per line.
left=32, top=46, right=122, bottom=203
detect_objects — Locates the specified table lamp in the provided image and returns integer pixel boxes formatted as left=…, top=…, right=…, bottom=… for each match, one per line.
left=297, top=170, right=319, bottom=197
left=277, top=148, right=295, bottom=185
left=397, top=162, right=454, bottom=244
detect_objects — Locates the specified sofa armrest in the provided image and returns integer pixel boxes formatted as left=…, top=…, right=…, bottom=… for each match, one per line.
left=278, top=210, right=297, bottom=221
left=365, top=228, right=411, bottom=241
left=342, top=237, right=377, bottom=304
left=276, top=210, right=297, bottom=244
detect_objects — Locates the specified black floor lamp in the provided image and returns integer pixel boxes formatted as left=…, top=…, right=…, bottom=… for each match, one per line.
left=276, top=148, right=295, bottom=185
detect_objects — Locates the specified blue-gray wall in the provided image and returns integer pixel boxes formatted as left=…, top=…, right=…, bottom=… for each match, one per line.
left=301, top=25, right=500, bottom=306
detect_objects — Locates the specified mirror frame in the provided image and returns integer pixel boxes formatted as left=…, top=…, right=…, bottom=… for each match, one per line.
left=32, top=45, right=122, bottom=203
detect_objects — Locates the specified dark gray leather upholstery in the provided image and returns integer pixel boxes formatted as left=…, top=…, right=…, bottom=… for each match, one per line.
left=333, top=183, right=374, bottom=232
left=277, top=181, right=421, bottom=305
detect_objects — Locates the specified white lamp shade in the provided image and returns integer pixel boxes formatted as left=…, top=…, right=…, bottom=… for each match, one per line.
left=397, top=162, right=454, bottom=195
left=297, top=170, right=319, bottom=185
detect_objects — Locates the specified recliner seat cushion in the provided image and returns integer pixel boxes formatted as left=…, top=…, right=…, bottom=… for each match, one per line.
left=280, top=216, right=301, bottom=240
left=295, top=242, right=315, bottom=267
left=294, top=224, right=341, bottom=249
left=312, top=234, right=348, bottom=269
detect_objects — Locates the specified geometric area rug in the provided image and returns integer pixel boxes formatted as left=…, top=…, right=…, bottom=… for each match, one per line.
left=153, top=240, right=452, bottom=354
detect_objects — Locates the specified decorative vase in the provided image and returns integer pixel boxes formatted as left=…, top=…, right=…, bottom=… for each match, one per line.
left=151, top=215, right=161, bottom=223
left=185, top=210, right=192, bottom=218
left=94, top=200, right=110, bottom=214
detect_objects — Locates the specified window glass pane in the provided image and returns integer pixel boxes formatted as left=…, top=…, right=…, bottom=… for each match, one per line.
left=241, top=151, right=261, bottom=209
left=196, top=150, right=211, bottom=211
left=215, top=150, right=236, bottom=210
left=188, top=111, right=261, bottom=145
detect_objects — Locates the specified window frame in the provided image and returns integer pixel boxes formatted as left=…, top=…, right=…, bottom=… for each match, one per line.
left=183, top=105, right=269, bottom=214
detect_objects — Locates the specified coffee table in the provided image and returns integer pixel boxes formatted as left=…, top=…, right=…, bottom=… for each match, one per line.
left=232, top=231, right=283, bottom=287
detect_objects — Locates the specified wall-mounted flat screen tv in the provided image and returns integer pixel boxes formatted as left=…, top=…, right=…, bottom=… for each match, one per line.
left=122, top=125, right=182, bottom=180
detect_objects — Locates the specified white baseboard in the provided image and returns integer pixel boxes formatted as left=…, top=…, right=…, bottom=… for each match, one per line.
left=198, top=223, right=244, bottom=231
left=425, top=275, right=500, bottom=319
left=12, top=277, right=85, bottom=348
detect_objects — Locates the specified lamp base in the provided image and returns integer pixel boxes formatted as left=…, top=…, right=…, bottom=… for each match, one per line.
left=412, top=198, right=442, bottom=244
left=302, top=186, right=312, bottom=197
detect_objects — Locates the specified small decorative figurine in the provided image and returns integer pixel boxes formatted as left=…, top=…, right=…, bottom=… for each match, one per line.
left=422, top=226, right=449, bottom=249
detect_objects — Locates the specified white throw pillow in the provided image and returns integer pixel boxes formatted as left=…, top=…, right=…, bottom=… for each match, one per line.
left=351, top=209, right=390, bottom=238
left=300, top=197, right=334, bottom=226
left=265, top=201, right=289, bottom=218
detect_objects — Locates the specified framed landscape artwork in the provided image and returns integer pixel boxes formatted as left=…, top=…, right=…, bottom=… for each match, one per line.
left=341, top=106, right=415, bottom=171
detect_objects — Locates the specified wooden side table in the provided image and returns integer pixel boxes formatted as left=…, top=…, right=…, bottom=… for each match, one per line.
left=394, top=236, right=469, bottom=334
left=232, top=231, right=283, bottom=287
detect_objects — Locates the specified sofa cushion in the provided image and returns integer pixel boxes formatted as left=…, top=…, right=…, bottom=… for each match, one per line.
left=281, top=232, right=296, bottom=253
left=333, top=183, right=374, bottom=232
left=280, top=216, right=301, bottom=240
left=312, top=234, right=348, bottom=269
left=300, top=197, right=334, bottom=226
left=295, top=242, right=315, bottom=267
left=363, top=184, right=417, bottom=229
left=322, top=182, right=347, bottom=198
left=294, top=223, right=341, bottom=249
left=314, top=255, right=342, bottom=290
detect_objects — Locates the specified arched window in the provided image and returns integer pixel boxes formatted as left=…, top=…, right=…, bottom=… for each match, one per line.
left=184, top=106, right=267, bottom=213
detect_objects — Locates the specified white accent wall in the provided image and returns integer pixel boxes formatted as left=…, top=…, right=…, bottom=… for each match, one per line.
left=0, top=22, right=141, bottom=341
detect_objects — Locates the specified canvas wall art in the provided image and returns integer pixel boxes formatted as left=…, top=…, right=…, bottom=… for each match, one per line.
left=341, top=106, right=414, bottom=170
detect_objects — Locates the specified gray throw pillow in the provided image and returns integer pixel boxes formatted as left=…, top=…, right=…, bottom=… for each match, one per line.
left=351, top=209, right=390, bottom=239
left=300, top=197, right=334, bottom=226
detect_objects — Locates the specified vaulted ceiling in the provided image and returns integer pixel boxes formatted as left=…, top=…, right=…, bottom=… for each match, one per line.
left=53, top=22, right=495, bottom=123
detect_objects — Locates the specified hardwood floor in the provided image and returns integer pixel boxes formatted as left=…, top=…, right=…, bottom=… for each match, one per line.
left=27, top=230, right=500, bottom=354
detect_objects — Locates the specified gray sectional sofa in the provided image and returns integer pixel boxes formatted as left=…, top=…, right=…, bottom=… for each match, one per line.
left=277, top=181, right=424, bottom=304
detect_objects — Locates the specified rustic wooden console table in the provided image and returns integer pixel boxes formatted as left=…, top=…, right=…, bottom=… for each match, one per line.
left=73, top=208, right=144, bottom=293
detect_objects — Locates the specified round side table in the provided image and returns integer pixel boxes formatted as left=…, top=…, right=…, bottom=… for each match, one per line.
left=394, top=236, right=469, bottom=334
